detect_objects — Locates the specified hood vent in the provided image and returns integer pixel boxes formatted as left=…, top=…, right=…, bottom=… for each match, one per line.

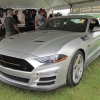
left=81, top=35, right=90, bottom=41
left=9, top=38, right=14, bottom=39
left=34, top=40, right=44, bottom=42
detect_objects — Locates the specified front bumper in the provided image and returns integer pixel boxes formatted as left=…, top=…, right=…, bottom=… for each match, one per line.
left=0, top=49, right=71, bottom=91
left=0, top=74, right=66, bottom=91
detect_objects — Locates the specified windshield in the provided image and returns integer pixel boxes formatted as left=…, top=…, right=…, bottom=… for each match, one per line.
left=39, top=18, right=88, bottom=32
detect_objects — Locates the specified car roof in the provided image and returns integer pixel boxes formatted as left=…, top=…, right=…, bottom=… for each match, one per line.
left=53, top=15, right=95, bottom=19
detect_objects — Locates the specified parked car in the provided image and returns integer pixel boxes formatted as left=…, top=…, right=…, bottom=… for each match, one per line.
left=0, top=15, right=100, bottom=91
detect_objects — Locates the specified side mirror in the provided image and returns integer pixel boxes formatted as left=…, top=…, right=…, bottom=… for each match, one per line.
left=93, top=26, right=100, bottom=31
left=89, top=26, right=100, bottom=33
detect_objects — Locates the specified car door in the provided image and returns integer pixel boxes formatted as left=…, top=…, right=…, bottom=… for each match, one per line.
left=85, top=18, right=100, bottom=63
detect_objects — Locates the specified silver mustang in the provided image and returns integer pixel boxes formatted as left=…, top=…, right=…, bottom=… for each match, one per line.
left=0, top=15, right=100, bottom=91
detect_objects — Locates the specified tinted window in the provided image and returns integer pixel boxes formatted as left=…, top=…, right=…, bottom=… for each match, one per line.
left=39, top=18, right=88, bottom=32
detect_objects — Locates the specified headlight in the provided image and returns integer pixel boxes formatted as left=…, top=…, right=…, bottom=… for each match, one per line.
left=34, top=54, right=67, bottom=63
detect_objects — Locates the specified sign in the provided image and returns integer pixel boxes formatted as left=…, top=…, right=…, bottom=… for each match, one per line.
left=72, top=1, right=100, bottom=13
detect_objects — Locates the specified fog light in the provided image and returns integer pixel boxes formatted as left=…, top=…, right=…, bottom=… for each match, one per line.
left=36, top=70, right=57, bottom=76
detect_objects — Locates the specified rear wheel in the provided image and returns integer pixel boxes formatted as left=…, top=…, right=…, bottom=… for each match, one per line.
left=67, top=50, right=84, bottom=86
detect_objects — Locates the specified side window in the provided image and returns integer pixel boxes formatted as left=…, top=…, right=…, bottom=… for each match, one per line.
left=89, top=18, right=100, bottom=32
left=71, top=19, right=86, bottom=24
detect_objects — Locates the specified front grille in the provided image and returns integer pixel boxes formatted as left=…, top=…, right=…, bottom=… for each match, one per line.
left=37, top=76, right=56, bottom=86
left=0, top=71, right=29, bottom=83
left=37, top=81, right=55, bottom=86
left=39, top=76, right=56, bottom=81
left=0, top=54, right=34, bottom=72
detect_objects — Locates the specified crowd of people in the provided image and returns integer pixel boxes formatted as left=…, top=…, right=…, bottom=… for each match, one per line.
left=3, top=8, right=54, bottom=37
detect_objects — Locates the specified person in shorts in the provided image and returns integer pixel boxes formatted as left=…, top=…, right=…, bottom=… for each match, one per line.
left=4, top=10, right=21, bottom=37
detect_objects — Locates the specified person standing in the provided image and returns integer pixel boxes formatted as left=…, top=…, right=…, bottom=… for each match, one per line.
left=13, top=10, right=20, bottom=24
left=48, top=14, right=53, bottom=19
left=35, top=9, right=46, bottom=29
left=4, top=10, right=21, bottom=37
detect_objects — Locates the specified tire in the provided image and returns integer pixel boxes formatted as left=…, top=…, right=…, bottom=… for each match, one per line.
left=67, top=50, right=84, bottom=87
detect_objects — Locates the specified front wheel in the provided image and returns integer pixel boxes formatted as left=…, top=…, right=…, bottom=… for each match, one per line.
left=67, top=50, right=84, bottom=86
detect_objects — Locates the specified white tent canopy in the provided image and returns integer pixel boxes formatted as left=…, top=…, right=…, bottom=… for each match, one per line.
left=0, top=0, right=96, bottom=9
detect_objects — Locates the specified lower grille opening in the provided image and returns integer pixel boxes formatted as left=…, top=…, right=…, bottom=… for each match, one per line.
left=37, top=81, right=55, bottom=86
left=0, top=54, right=34, bottom=72
left=0, top=71, right=29, bottom=83
left=39, top=76, right=56, bottom=81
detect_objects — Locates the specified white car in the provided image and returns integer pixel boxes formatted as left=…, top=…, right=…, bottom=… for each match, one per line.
left=0, top=15, right=100, bottom=91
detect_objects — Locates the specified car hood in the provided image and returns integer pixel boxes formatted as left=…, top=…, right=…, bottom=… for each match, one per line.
left=0, top=30, right=84, bottom=56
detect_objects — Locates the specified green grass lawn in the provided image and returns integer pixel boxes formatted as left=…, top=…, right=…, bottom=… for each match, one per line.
left=0, top=56, right=100, bottom=100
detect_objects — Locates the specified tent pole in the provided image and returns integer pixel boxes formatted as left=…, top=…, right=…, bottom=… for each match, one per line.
left=45, top=0, right=53, bottom=12
left=64, top=0, right=72, bottom=13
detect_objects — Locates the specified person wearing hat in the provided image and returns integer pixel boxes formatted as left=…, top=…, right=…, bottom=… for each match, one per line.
left=4, top=10, right=21, bottom=37
left=35, top=9, right=46, bottom=29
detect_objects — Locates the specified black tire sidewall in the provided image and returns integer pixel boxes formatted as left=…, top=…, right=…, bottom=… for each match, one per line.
left=67, top=50, right=84, bottom=86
